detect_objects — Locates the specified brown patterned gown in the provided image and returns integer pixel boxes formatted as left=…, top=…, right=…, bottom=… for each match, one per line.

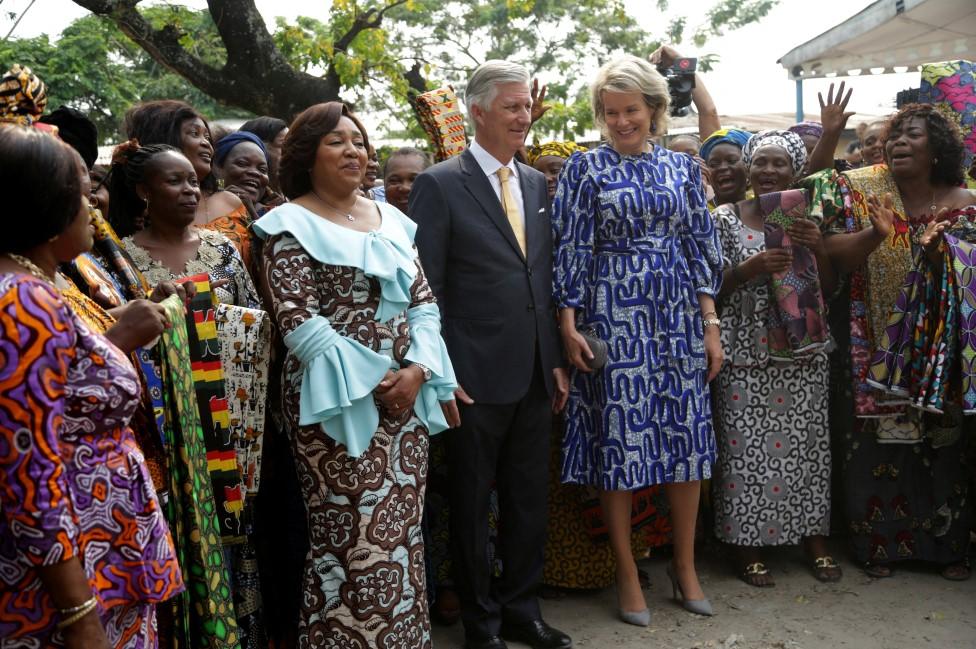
left=263, top=232, right=434, bottom=649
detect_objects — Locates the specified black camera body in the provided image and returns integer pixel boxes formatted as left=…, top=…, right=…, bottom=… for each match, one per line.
left=657, top=57, right=697, bottom=117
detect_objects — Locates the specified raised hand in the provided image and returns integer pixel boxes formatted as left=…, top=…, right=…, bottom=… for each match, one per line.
left=818, top=81, right=855, bottom=135
left=866, top=193, right=896, bottom=240
left=648, top=44, right=681, bottom=69
left=920, top=207, right=950, bottom=263
left=530, top=78, right=551, bottom=124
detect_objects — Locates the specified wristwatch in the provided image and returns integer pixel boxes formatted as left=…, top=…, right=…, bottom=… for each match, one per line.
left=412, top=362, right=432, bottom=382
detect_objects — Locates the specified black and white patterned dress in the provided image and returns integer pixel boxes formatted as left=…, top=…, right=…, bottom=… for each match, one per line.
left=711, top=205, right=831, bottom=546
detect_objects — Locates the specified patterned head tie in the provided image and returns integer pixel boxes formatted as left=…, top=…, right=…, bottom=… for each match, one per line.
left=0, top=64, right=48, bottom=126
left=743, top=129, right=808, bottom=176
left=699, top=128, right=752, bottom=161
left=788, top=121, right=824, bottom=140
left=526, top=141, right=587, bottom=166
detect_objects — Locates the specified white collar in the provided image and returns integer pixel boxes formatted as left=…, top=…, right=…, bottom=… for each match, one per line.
left=469, top=139, right=518, bottom=179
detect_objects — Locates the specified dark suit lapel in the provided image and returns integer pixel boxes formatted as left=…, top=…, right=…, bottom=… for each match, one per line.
left=460, top=149, right=526, bottom=262
left=517, top=160, right=544, bottom=265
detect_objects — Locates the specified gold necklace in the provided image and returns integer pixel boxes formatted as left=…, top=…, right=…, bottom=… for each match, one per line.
left=311, top=188, right=357, bottom=221
left=6, top=253, right=56, bottom=284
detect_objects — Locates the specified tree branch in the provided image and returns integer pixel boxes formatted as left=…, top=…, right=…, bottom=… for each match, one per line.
left=71, top=0, right=342, bottom=118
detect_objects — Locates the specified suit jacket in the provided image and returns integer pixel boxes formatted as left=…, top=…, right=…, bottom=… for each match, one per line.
left=409, top=148, right=561, bottom=403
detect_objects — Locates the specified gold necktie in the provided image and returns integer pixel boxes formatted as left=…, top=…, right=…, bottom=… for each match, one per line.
left=496, top=166, right=526, bottom=255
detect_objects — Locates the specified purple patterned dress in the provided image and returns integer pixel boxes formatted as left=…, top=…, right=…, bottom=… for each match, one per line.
left=0, top=274, right=183, bottom=648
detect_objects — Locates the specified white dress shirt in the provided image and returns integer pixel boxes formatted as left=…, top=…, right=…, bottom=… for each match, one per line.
left=469, top=139, right=526, bottom=229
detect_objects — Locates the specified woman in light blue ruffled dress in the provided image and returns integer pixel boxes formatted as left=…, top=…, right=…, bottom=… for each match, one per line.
left=255, top=102, right=458, bottom=649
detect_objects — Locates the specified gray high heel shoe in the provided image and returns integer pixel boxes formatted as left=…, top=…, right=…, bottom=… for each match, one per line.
left=616, top=588, right=651, bottom=627
left=667, top=562, right=714, bottom=616
left=618, top=604, right=651, bottom=627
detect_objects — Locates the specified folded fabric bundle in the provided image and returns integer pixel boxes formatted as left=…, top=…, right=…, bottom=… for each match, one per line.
left=758, top=188, right=829, bottom=361
left=415, top=87, right=468, bottom=161
left=214, top=304, right=272, bottom=500
left=868, top=208, right=976, bottom=415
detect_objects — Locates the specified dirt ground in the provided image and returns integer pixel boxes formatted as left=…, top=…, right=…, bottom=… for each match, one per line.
left=431, top=544, right=976, bottom=649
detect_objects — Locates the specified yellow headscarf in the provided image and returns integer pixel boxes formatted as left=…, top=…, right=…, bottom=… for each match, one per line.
left=526, top=141, right=587, bottom=166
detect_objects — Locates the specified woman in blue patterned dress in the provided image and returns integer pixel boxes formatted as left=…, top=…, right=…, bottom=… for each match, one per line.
left=553, top=55, right=724, bottom=625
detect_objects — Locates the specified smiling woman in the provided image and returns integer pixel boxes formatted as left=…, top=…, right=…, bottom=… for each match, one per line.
left=554, top=54, right=724, bottom=626
left=122, top=100, right=244, bottom=227
left=257, top=100, right=458, bottom=648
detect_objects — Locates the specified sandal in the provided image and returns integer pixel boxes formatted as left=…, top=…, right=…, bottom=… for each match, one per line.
left=811, top=556, right=843, bottom=583
left=941, top=559, right=971, bottom=582
left=739, top=562, right=775, bottom=588
left=863, top=563, right=893, bottom=578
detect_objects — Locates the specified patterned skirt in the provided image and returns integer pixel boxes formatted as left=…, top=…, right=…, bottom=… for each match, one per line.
left=712, top=356, right=831, bottom=546
left=291, top=406, right=431, bottom=649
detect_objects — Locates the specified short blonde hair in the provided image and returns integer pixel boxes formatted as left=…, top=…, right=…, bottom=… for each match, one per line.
left=591, top=55, right=670, bottom=140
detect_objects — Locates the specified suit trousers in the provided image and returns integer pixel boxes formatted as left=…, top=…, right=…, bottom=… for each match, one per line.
left=448, top=354, right=551, bottom=639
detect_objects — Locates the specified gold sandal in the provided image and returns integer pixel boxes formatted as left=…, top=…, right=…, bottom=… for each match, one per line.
left=812, top=556, right=843, bottom=583
left=739, top=562, right=775, bottom=588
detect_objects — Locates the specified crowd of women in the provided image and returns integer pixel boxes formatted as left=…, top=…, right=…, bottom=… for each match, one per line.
left=0, top=47, right=973, bottom=649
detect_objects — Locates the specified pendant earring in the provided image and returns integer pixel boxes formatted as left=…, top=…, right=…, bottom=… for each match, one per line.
left=651, top=123, right=656, bottom=134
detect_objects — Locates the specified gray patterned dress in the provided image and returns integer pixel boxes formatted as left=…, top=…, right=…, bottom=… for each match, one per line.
left=711, top=204, right=831, bottom=546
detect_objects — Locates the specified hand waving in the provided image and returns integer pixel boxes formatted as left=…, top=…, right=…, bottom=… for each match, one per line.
left=530, top=78, right=551, bottom=124
left=866, top=193, right=896, bottom=240
left=818, top=81, right=855, bottom=135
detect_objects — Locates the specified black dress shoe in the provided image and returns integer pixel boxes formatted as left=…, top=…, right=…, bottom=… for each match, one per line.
left=464, top=635, right=507, bottom=649
left=501, top=619, right=572, bottom=649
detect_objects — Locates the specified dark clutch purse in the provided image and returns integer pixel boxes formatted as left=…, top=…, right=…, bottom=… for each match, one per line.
left=577, top=325, right=608, bottom=370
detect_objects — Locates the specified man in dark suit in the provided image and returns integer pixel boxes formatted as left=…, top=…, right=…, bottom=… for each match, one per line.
left=409, top=60, right=571, bottom=649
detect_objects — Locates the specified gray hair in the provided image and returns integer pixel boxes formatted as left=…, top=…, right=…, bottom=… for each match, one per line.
left=464, top=60, right=530, bottom=113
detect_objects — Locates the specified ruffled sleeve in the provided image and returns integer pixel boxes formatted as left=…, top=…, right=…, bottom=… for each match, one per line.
left=404, top=303, right=458, bottom=435
left=0, top=278, right=80, bottom=567
left=283, top=315, right=393, bottom=457
left=679, top=156, right=724, bottom=296
left=552, top=150, right=597, bottom=309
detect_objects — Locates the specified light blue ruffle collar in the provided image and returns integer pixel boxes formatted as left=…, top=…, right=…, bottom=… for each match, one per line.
left=254, top=201, right=418, bottom=322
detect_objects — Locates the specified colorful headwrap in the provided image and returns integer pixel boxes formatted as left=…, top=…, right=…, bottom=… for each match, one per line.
left=526, top=141, right=587, bottom=166
left=0, top=64, right=48, bottom=126
left=215, top=130, right=269, bottom=167
left=743, top=129, right=808, bottom=176
left=919, top=60, right=976, bottom=169
left=788, top=120, right=824, bottom=140
left=699, top=128, right=752, bottom=161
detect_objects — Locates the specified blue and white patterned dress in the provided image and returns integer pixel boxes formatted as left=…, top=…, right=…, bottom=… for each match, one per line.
left=553, top=144, right=723, bottom=490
